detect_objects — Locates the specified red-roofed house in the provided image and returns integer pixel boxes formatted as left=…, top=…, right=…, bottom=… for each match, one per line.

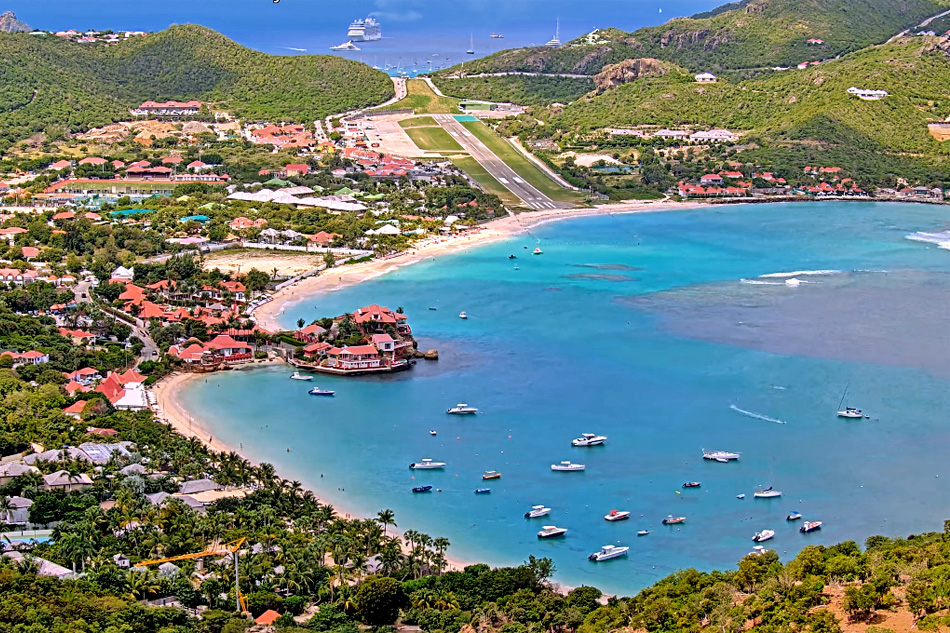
left=371, top=333, right=395, bottom=353
left=1, top=350, right=49, bottom=366
left=295, top=323, right=326, bottom=343
left=327, top=345, right=383, bottom=370
left=119, top=284, right=146, bottom=305
left=21, top=246, right=39, bottom=260
left=59, top=328, right=95, bottom=344
left=204, top=335, right=252, bottom=359
left=95, top=373, right=125, bottom=404
left=168, top=342, right=208, bottom=364
left=255, top=610, right=281, bottom=626
left=284, top=163, right=309, bottom=177
left=64, top=401, right=87, bottom=418
left=65, top=380, right=90, bottom=396
left=161, top=156, right=183, bottom=165
left=700, top=174, right=724, bottom=186
left=78, top=157, right=107, bottom=165
left=48, top=160, right=72, bottom=171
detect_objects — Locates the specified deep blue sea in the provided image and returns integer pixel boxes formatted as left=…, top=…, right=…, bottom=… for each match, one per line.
left=17, top=0, right=720, bottom=75
left=179, top=202, right=950, bottom=595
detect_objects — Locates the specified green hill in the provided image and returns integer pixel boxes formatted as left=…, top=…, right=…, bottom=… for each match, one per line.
left=0, top=24, right=393, bottom=150
left=439, top=0, right=948, bottom=76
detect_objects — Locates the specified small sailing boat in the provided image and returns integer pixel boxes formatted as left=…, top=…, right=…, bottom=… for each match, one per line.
left=837, top=383, right=869, bottom=418
left=466, top=34, right=475, bottom=55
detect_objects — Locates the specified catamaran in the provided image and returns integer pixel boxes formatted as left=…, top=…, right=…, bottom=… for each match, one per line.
left=446, top=403, right=478, bottom=414
left=551, top=461, right=585, bottom=472
left=538, top=525, right=567, bottom=538
left=752, top=529, right=775, bottom=542
left=572, top=433, right=607, bottom=446
left=409, top=459, right=446, bottom=470
left=525, top=505, right=551, bottom=518
left=589, top=544, right=628, bottom=561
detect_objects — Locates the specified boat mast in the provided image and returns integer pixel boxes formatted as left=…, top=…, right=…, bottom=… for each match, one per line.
left=838, top=383, right=850, bottom=410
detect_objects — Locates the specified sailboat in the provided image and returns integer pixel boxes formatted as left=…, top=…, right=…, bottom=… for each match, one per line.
left=466, top=34, right=475, bottom=55
left=837, top=383, right=869, bottom=419
left=545, top=18, right=561, bottom=47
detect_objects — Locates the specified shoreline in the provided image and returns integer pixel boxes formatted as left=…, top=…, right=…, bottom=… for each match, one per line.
left=252, top=200, right=702, bottom=331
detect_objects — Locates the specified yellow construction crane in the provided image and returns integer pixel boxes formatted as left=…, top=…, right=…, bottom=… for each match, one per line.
left=134, top=537, right=249, bottom=614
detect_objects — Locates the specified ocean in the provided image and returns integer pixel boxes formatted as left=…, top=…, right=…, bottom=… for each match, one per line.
left=13, top=0, right=720, bottom=75
left=179, top=201, right=950, bottom=595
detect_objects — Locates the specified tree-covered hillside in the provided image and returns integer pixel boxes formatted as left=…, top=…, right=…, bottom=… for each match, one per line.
left=439, top=0, right=948, bottom=76
left=0, top=25, right=394, bottom=150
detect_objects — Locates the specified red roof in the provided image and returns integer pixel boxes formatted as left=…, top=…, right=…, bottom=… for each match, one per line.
left=78, top=157, right=107, bottom=165
left=284, top=163, right=309, bottom=174
left=118, top=369, right=146, bottom=385
left=205, top=335, right=252, bottom=351
left=255, top=610, right=281, bottom=625
left=95, top=373, right=125, bottom=404
left=64, top=401, right=87, bottom=415
left=21, top=247, right=39, bottom=258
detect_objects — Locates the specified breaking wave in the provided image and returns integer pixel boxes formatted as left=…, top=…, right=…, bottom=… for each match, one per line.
left=906, top=230, right=950, bottom=251
left=759, top=270, right=841, bottom=279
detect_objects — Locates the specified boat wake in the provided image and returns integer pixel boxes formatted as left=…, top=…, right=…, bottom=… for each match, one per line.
left=740, top=279, right=784, bottom=285
left=906, top=230, right=950, bottom=251
left=730, top=404, right=786, bottom=425
left=759, top=270, right=841, bottom=279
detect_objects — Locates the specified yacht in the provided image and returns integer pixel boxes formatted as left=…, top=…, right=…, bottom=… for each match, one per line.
left=429, top=430, right=437, bottom=436
left=308, top=387, right=335, bottom=396
left=446, top=403, right=478, bottom=414
left=290, top=372, right=312, bottom=381
left=474, top=488, right=491, bottom=494
left=662, top=515, right=686, bottom=525
left=604, top=510, right=630, bottom=522
left=330, top=41, right=361, bottom=51
left=458, top=311, right=468, bottom=319
left=412, top=485, right=433, bottom=493
left=482, top=470, right=501, bottom=480
left=532, top=247, right=543, bottom=255
left=524, top=505, right=551, bottom=518
left=787, top=511, right=802, bottom=521
left=702, top=449, right=741, bottom=461
left=800, top=521, right=822, bottom=533
left=538, top=525, right=567, bottom=539
left=589, top=544, right=629, bottom=561
left=754, top=487, right=782, bottom=498
left=752, top=529, right=775, bottom=543
left=637, top=529, right=650, bottom=536
left=838, top=407, right=868, bottom=419
left=572, top=433, right=607, bottom=447
left=347, top=17, right=381, bottom=42
left=409, top=459, right=446, bottom=470
left=551, top=461, right=585, bottom=472
left=682, top=481, right=701, bottom=488
left=466, top=34, right=475, bottom=55
left=736, top=494, right=746, bottom=499
left=545, top=18, right=562, bottom=48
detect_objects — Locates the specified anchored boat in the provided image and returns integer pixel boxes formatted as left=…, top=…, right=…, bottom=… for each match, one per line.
left=409, top=459, right=445, bottom=470
left=538, top=525, right=567, bottom=538
left=753, top=529, right=775, bottom=542
left=605, top=510, right=630, bottom=522
left=572, top=433, right=607, bottom=447
left=525, top=505, right=551, bottom=518
left=551, top=461, right=585, bottom=472
left=800, top=521, right=822, bottom=533
left=662, top=515, right=686, bottom=525
left=589, top=544, right=629, bottom=561
left=290, top=372, right=312, bottom=381
left=446, top=403, right=477, bottom=414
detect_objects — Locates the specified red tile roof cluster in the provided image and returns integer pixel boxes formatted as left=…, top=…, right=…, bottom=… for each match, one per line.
left=138, top=100, right=202, bottom=109
left=678, top=182, right=748, bottom=197
left=251, top=125, right=314, bottom=148
left=229, top=217, right=268, bottom=230
left=353, top=304, right=407, bottom=326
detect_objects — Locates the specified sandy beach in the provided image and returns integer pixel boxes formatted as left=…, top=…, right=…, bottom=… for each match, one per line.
left=253, top=200, right=698, bottom=331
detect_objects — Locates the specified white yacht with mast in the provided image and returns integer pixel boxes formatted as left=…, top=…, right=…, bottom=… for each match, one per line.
left=466, top=34, right=475, bottom=55
left=545, top=19, right=561, bottom=47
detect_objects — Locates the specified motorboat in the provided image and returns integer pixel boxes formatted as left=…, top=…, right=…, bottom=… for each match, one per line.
left=551, top=461, right=585, bottom=472
left=537, top=525, right=567, bottom=539
left=429, top=307, right=438, bottom=311
left=409, top=459, right=445, bottom=470
left=702, top=449, right=741, bottom=461
left=754, top=487, right=782, bottom=498
left=308, top=387, right=335, bottom=396
left=429, top=430, right=437, bottom=436
left=482, top=470, right=501, bottom=480
left=572, top=433, right=607, bottom=447
left=446, top=403, right=478, bottom=414
left=532, top=248, right=543, bottom=255
left=682, top=482, right=701, bottom=488
left=838, top=407, right=868, bottom=419
left=752, top=529, right=775, bottom=543
left=800, top=521, right=822, bottom=533
left=459, top=311, right=468, bottom=319
left=412, top=485, right=432, bottom=493
left=508, top=254, right=517, bottom=259
left=330, top=41, right=360, bottom=51
left=290, top=372, right=312, bottom=381
left=637, top=529, right=650, bottom=536
left=589, top=544, right=629, bottom=561
left=524, top=505, right=551, bottom=518
left=474, top=488, right=491, bottom=494
left=605, top=510, right=630, bottom=522
left=787, top=511, right=802, bottom=521
left=736, top=494, right=746, bottom=499
left=750, top=545, right=772, bottom=555
left=491, top=33, right=504, bottom=39
left=662, top=515, right=686, bottom=525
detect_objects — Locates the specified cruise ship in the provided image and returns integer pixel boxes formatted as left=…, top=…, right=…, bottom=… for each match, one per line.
left=348, top=17, right=382, bottom=42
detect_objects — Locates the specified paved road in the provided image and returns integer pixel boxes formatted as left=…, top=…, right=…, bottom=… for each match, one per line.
left=433, top=114, right=569, bottom=210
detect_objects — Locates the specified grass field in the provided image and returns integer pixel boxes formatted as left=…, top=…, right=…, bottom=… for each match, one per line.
left=460, top=121, right=585, bottom=205
left=381, top=79, right=459, bottom=114
left=398, top=116, right=439, bottom=128
left=451, top=157, right=521, bottom=208
left=404, top=126, right=465, bottom=152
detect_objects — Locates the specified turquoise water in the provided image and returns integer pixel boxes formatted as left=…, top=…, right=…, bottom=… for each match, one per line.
left=180, top=202, right=950, bottom=595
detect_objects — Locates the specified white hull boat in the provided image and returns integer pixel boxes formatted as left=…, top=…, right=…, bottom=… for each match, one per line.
left=572, top=433, right=607, bottom=447
left=551, top=461, right=585, bottom=472
left=290, top=372, right=313, bottom=381
left=447, top=403, right=478, bottom=414
left=753, top=529, right=775, bottom=542
left=538, top=525, right=567, bottom=538
left=589, top=544, right=628, bottom=561
left=754, top=488, right=782, bottom=498
left=409, top=459, right=445, bottom=470
left=702, top=449, right=740, bottom=461
left=605, top=510, right=630, bottom=522
left=524, top=505, right=551, bottom=518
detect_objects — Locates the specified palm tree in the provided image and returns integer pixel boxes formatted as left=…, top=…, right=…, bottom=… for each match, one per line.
left=0, top=496, right=13, bottom=523
left=376, top=509, right=396, bottom=537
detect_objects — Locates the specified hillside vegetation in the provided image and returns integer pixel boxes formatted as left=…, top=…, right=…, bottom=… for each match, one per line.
left=0, top=25, right=393, bottom=150
left=437, top=0, right=948, bottom=76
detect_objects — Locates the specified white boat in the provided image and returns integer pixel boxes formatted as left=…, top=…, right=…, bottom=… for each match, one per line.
left=429, top=430, right=437, bottom=436
left=551, top=461, right=585, bottom=472
left=532, top=247, right=543, bottom=255
left=289, top=372, right=313, bottom=381
left=466, top=34, right=475, bottom=55
left=459, top=311, right=468, bottom=319
left=330, top=41, right=360, bottom=51
left=750, top=545, right=772, bottom=555
left=524, top=505, right=552, bottom=518
left=662, top=515, right=686, bottom=525
left=572, top=433, right=607, bottom=447
left=538, top=525, right=567, bottom=538
left=838, top=407, right=868, bottom=419
left=347, top=17, right=381, bottom=42
left=490, top=33, right=504, bottom=39
left=545, top=18, right=561, bottom=48
left=752, top=529, right=775, bottom=542
left=754, top=488, right=782, bottom=498
left=637, top=529, right=650, bottom=536
left=589, top=544, right=628, bottom=561
left=604, top=509, right=630, bottom=522
left=800, top=520, right=822, bottom=533
left=409, top=459, right=446, bottom=470
left=446, top=403, right=478, bottom=414
left=702, top=449, right=740, bottom=461
left=736, top=494, right=746, bottom=499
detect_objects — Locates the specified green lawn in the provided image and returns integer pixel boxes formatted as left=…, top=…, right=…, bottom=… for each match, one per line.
left=398, top=116, right=439, bottom=128
left=451, top=157, right=521, bottom=208
left=380, top=79, right=459, bottom=114
left=460, top=121, right=585, bottom=205
left=404, top=126, right=465, bottom=152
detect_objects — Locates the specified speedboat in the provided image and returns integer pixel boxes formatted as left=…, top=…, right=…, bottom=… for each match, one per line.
left=637, top=529, right=650, bottom=536
left=532, top=248, right=543, bottom=255
left=551, top=461, right=585, bottom=472
left=736, top=494, right=746, bottom=499
left=330, top=41, right=360, bottom=51
left=409, top=459, right=445, bottom=470
left=537, top=525, right=567, bottom=539
left=482, top=470, right=501, bottom=480
left=429, top=430, right=437, bottom=436
left=508, top=254, right=517, bottom=259
left=754, top=487, right=782, bottom=498
left=572, top=433, right=607, bottom=447
left=800, top=521, right=822, bottom=533
left=308, top=387, right=335, bottom=396
left=524, top=505, right=551, bottom=518
left=662, top=515, right=686, bottom=525
left=702, top=449, right=740, bottom=461
left=474, top=488, right=491, bottom=494
left=753, top=529, right=775, bottom=542
left=412, top=485, right=433, bottom=493
left=458, top=311, right=468, bottom=320
left=428, top=307, right=438, bottom=311
left=447, top=403, right=478, bottom=414
left=290, top=372, right=312, bottom=381
left=589, top=545, right=629, bottom=561
left=604, top=510, right=630, bottom=522
left=750, top=545, right=772, bottom=555
left=682, top=482, right=701, bottom=488
left=787, top=511, right=802, bottom=521
left=838, top=407, right=868, bottom=419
